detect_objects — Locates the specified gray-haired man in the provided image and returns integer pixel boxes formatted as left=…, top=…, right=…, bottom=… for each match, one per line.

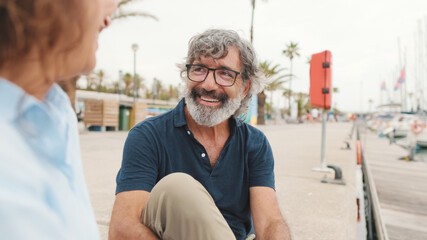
left=109, top=29, right=291, bottom=240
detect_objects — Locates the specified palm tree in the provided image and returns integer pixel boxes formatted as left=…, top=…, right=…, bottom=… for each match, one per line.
left=122, top=73, right=133, bottom=96
left=265, top=79, right=284, bottom=118
left=282, top=91, right=310, bottom=120
left=259, top=61, right=289, bottom=116
left=295, top=92, right=309, bottom=118
left=95, top=70, right=105, bottom=93
left=134, top=74, right=144, bottom=98
left=85, top=72, right=98, bottom=90
left=112, top=0, right=158, bottom=21
left=249, top=0, right=267, bottom=125
left=167, top=85, right=179, bottom=100
left=282, top=41, right=300, bottom=112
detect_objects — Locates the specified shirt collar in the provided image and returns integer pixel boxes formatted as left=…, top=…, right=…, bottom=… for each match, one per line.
left=0, top=78, right=36, bottom=123
left=173, top=98, right=187, bottom=127
left=0, top=78, right=72, bottom=161
left=0, top=78, right=69, bottom=123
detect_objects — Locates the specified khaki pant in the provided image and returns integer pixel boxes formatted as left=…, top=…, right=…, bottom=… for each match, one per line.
left=142, top=173, right=236, bottom=240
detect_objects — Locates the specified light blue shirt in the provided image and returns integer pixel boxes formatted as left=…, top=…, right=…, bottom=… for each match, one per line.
left=0, top=79, right=100, bottom=239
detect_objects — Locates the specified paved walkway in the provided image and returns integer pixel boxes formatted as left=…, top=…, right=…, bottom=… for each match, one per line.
left=80, top=122, right=358, bottom=240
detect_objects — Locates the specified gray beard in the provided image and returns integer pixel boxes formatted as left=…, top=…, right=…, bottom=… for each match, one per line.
left=184, top=88, right=242, bottom=127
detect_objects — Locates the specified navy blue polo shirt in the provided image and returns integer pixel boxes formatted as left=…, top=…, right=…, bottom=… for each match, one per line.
left=116, top=99, right=275, bottom=240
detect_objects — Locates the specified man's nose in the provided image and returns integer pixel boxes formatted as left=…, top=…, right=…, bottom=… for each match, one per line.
left=201, top=70, right=219, bottom=91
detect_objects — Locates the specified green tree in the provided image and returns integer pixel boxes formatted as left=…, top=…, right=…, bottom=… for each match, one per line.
left=85, top=69, right=105, bottom=92
left=122, top=73, right=133, bottom=96
left=259, top=61, right=289, bottom=116
left=134, top=74, right=144, bottom=98
left=154, top=79, right=163, bottom=100
left=167, top=85, right=179, bottom=100
left=295, top=92, right=310, bottom=118
left=95, top=69, right=105, bottom=93
left=282, top=41, right=300, bottom=112
left=85, top=73, right=97, bottom=91
left=111, top=81, right=120, bottom=94
left=119, top=72, right=145, bottom=97
left=283, top=91, right=310, bottom=119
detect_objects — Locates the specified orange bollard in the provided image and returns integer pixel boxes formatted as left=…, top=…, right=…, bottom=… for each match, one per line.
left=356, top=140, right=362, bottom=165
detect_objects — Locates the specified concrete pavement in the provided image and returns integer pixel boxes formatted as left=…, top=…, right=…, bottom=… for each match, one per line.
left=80, top=121, right=358, bottom=240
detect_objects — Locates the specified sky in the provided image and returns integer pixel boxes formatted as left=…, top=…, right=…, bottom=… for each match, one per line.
left=95, top=0, right=427, bottom=113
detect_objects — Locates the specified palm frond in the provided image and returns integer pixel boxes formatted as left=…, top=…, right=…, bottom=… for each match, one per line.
left=112, top=11, right=158, bottom=21
left=117, top=0, right=141, bottom=7
left=282, top=41, right=300, bottom=60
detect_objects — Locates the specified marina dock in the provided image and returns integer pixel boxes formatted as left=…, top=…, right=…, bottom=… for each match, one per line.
left=360, top=124, right=427, bottom=240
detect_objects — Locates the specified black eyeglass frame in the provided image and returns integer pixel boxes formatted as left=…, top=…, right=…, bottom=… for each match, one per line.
left=185, top=64, right=242, bottom=87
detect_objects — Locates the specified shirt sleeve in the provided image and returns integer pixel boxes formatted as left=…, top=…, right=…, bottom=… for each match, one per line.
left=247, top=129, right=275, bottom=190
left=115, top=122, right=160, bottom=194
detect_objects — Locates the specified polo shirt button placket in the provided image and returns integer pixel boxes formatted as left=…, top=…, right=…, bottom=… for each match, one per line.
left=187, top=130, right=191, bottom=135
left=201, top=153, right=206, bottom=158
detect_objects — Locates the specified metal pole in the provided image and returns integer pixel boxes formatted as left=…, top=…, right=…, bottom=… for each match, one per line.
left=119, top=70, right=123, bottom=102
left=133, top=50, right=136, bottom=103
left=320, top=110, right=327, bottom=168
left=289, top=59, right=292, bottom=113
left=313, top=109, right=332, bottom=173
left=131, top=43, right=139, bottom=103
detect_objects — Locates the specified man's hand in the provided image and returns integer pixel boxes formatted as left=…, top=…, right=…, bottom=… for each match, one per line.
left=109, top=190, right=158, bottom=240
left=250, top=187, right=291, bottom=240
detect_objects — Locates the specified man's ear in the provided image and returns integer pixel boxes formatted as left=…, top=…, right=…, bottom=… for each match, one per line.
left=242, top=80, right=252, bottom=99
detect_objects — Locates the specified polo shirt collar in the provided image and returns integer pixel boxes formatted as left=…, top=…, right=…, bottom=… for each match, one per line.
left=173, top=98, right=187, bottom=127
left=172, top=98, right=240, bottom=134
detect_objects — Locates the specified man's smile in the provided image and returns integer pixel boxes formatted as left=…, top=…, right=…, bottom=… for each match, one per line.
left=200, top=96, right=220, bottom=102
left=191, top=87, right=228, bottom=107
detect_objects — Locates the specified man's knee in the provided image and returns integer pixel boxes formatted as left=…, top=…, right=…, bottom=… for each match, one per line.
left=150, top=172, right=211, bottom=208
left=143, top=173, right=234, bottom=239
left=153, top=172, right=197, bottom=191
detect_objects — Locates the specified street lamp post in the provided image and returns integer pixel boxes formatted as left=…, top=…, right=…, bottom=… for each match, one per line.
left=118, top=70, right=123, bottom=102
left=131, top=43, right=139, bottom=103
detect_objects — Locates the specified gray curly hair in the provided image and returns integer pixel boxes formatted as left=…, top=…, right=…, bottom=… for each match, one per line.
left=179, top=29, right=267, bottom=118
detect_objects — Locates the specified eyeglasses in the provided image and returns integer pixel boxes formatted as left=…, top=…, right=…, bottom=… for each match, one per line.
left=186, top=64, right=241, bottom=87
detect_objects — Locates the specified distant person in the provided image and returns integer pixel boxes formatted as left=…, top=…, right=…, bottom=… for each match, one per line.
left=408, top=120, right=425, bottom=160
left=109, top=29, right=291, bottom=240
left=0, top=0, right=117, bottom=239
left=311, top=108, right=319, bottom=122
left=305, top=109, right=312, bottom=122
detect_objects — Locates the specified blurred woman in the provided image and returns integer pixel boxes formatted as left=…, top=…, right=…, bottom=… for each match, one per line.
left=0, top=0, right=117, bottom=239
